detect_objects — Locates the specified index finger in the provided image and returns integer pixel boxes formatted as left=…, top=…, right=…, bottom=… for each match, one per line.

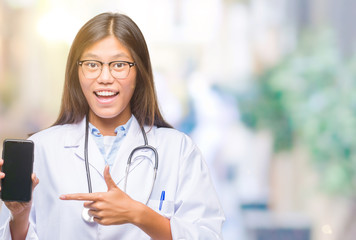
left=60, top=193, right=98, bottom=201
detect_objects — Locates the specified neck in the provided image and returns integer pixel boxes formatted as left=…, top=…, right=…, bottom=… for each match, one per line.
left=88, top=112, right=132, bottom=136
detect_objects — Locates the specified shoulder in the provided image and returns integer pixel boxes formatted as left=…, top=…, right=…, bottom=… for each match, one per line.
left=29, top=125, right=63, bottom=142
left=150, top=127, right=199, bottom=156
left=154, top=127, right=192, bottom=143
left=29, top=120, right=84, bottom=146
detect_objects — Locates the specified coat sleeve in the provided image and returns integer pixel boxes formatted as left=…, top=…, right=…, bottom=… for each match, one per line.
left=0, top=203, right=38, bottom=240
left=170, top=141, right=225, bottom=239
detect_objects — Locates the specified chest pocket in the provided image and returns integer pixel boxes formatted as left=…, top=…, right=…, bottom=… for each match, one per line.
left=147, top=199, right=175, bottom=219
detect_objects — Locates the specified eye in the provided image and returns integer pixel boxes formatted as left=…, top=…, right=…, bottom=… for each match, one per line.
left=111, top=62, right=126, bottom=70
left=84, top=61, right=100, bottom=69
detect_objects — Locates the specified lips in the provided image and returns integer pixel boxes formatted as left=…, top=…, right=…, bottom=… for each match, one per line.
left=94, top=90, right=119, bottom=104
left=94, top=90, right=119, bottom=97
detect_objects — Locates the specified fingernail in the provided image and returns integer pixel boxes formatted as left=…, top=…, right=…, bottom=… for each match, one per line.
left=59, top=195, right=66, bottom=200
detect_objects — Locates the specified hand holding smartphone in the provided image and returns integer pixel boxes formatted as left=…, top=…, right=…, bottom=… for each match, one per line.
left=1, top=139, right=34, bottom=202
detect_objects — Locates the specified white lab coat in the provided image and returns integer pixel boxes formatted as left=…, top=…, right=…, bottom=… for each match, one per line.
left=0, top=116, right=225, bottom=239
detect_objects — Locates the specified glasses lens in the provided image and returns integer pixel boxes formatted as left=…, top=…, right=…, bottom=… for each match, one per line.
left=110, top=62, right=130, bottom=79
left=81, top=61, right=101, bottom=79
left=80, top=61, right=133, bottom=79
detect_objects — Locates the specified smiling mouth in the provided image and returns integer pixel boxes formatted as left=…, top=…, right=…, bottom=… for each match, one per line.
left=94, top=91, right=119, bottom=97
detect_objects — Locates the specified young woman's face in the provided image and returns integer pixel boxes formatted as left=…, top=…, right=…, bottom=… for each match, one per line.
left=78, top=36, right=136, bottom=126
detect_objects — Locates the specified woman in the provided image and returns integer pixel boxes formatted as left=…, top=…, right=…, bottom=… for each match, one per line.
left=0, top=12, right=225, bottom=239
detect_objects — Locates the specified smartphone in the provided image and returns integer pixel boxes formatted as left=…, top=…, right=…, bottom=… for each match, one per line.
left=1, top=139, right=34, bottom=202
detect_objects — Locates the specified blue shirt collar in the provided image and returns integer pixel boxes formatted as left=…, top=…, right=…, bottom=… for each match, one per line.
left=89, top=116, right=133, bottom=138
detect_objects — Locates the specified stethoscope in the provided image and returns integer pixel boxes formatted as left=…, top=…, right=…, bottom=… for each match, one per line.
left=82, top=115, right=158, bottom=223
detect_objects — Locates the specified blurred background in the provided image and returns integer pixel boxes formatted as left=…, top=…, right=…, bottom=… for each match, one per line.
left=1, top=0, right=356, bottom=239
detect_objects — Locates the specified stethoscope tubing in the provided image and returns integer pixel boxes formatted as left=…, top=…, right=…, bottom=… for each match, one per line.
left=124, top=142, right=158, bottom=204
left=83, top=115, right=158, bottom=201
left=85, top=116, right=93, bottom=193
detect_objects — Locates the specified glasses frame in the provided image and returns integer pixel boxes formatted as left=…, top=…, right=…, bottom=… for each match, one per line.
left=77, top=60, right=136, bottom=79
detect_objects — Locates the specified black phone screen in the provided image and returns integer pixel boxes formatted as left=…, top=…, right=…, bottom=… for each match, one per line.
left=1, top=139, right=34, bottom=202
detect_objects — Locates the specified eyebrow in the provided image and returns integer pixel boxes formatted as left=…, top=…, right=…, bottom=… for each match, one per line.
left=81, top=53, right=131, bottom=60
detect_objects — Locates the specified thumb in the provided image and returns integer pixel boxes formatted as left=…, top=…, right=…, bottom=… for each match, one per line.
left=104, top=165, right=117, bottom=191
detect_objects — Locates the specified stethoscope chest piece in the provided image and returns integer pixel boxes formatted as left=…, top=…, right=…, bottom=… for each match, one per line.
left=82, top=208, right=94, bottom=223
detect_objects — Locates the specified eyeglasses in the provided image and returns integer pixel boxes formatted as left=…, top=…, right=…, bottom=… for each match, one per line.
left=77, top=60, right=136, bottom=79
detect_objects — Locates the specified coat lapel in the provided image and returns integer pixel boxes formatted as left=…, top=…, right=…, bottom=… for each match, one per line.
left=65, top=117, right=106, bottom=179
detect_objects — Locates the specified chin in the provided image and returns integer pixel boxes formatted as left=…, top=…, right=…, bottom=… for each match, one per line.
left=91, top=108, right=127, bottom=120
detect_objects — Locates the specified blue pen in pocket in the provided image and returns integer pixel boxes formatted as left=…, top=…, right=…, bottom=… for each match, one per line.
left=159, top=191, right=165, bottom=211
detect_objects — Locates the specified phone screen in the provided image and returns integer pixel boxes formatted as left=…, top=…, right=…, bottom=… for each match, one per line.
left=1, top=139, right=34, bottom=202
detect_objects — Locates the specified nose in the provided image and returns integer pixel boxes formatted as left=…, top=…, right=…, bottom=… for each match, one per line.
left=97, top=64, right=114, bottom=84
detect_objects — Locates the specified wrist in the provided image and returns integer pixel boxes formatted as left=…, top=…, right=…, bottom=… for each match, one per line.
left=10, top=210, right=30, bottom=225
left=129, top=201, right=172, bottom=240
left=9, top=204, right=31, bottom=227
left=9, top=209, right=30, bottom=240
left=130, top=201, right=146, bottom=226
left=11, top=205, right=31, bottom=219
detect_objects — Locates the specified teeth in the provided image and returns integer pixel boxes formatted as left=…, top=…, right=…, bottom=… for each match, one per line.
left=96, top=91, right=117, bottom=97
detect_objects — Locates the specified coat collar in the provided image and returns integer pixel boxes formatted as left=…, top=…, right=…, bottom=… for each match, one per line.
left=63, top=118, right=86, bottom=148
